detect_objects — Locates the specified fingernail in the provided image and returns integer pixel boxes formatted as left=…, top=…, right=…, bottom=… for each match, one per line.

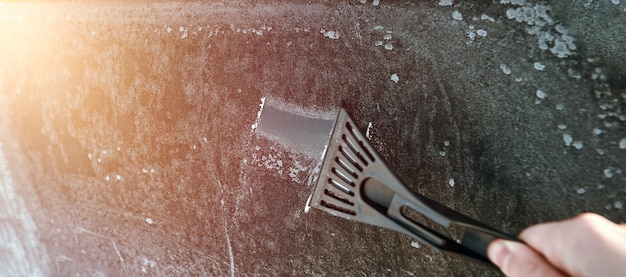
left=489, top=240, right=511, bottom=273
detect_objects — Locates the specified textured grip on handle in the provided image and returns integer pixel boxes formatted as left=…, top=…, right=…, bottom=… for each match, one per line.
left=461, top=229, right=498, bottom=263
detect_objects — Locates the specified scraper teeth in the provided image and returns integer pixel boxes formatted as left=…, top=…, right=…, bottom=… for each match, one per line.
left=321, top=186, right=357, bottom=217
left=345, top=122, right=375, bottom=162
left=328, top=178, right=354, bottom=196
left=342, top=134, right=369, bottom=166
left=323, top=188, right=354, bottom=205
left=331, top=167, right=355, bottom=186
left=335, top=157, right=358, bottom=177
left=320, top=199, right=357, bottom=216
left=338, top=146, right=363, bottom=171
left=312, top=109, right=381, bottom=220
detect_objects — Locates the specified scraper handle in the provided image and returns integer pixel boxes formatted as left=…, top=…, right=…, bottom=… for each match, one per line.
left=419, top=193, right=521, bottom=265
left=393, top=209, right=512, bottom=267
left=401, top=212, right=517, bottom=268
left=386, top=191, right=519, bottom=268
left=460, top=229, right=500, bottom=264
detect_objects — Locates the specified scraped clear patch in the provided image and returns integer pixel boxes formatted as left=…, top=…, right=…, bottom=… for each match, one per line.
left=255, top=97, right=336, bottom=159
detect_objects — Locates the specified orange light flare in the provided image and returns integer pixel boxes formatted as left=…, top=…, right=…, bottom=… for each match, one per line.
left=1, top=2, right=57, bottom=84
left=0, top=2, right=91, bottom=129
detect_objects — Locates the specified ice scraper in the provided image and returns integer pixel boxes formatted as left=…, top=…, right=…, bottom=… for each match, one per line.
left=256, top=99, right=518, bottom=268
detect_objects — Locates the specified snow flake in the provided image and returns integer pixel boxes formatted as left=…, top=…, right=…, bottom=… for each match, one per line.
left=366, top=122, right=373, bottom=139
left=411, top=241, right=421, bottom=249
left=452, top=10, right=463, bottom=21
left=563, top=134, right=573, bottom=146
left=572, top=141, right=583, bottom=150
left=534, top=62, right=545, bottom=71
left=536, top=89, right=547, bottom=99
left=500, top=64, right=511, bottom=75
left=604, top=168, right=614, bottom=179
left=323, top=30, right=340, bottom=40
left=556, top=103, right=564, bottom=110
left=481, top=14, right=495, bottom=22
left=390, top=74, right=399, bottom=83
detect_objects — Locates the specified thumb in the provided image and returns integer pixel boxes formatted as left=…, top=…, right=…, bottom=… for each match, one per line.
left=487, top=239, right=565, bottom=277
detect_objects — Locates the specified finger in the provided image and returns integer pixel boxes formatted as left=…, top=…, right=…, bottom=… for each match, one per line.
left=488, top=239, right=565, bottom=277
left=518, top=219, right=575, bottom=271
left=520, top=213, right=626, bottom=276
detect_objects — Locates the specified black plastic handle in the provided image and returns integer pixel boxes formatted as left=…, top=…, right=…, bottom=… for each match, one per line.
left=386, top=190, right=518, bottom=267
left=360, top=174, right=517, bottom=267
left=461, top=229, right=497, bottom=258
left=461, top=229, right=498, bottom=265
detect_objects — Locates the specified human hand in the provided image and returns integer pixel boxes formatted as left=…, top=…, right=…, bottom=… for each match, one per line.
left=487, top=213, right=626, bottom=277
